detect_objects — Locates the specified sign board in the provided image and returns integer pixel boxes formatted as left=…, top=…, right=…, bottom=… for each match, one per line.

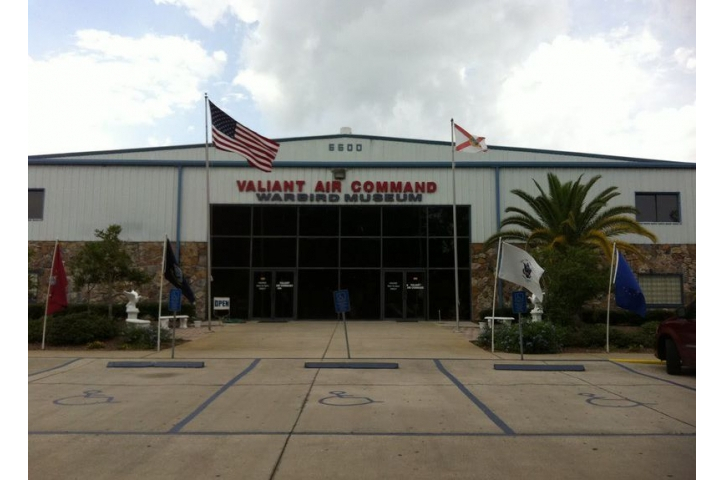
left=333, top=289, right=351, bottom=313
left=512, top=290, right=528, bottom=314
left=214, top=297, right=230, bottom=310
left=169, top=288, right=182, bottom=313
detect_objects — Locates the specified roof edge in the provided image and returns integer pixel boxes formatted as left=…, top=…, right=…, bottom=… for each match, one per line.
left=28, top=135, right=695, bottom=165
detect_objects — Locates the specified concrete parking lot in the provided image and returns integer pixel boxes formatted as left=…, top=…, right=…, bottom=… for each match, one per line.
left=28, top=321, right=695, bottom=479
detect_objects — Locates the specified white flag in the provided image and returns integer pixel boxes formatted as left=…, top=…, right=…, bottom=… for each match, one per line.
left=498, top=242, right=545, bottom=299
left=454, top=123, right=488, bottom=153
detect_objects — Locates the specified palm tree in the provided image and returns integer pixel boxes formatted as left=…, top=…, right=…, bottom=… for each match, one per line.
left=483, top=173, right=657, bottom=259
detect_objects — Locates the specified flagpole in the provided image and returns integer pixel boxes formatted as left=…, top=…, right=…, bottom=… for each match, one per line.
left=491, top=238, right=502, bottom=353
left=450, top=119, right=461, bottom=332
left=205, top=93, right=213, bottom=331
left=41, top=239, right=59, bottom=350
left=605, top=242, right=617, bottom=354
left=157, top=235, right=167, bottom=352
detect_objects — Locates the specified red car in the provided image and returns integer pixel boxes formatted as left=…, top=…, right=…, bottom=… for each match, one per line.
left=655, top=301, right=696, bottom=374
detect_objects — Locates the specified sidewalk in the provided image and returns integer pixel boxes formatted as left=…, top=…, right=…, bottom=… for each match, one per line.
left=28, top=320, right=660, bottom=364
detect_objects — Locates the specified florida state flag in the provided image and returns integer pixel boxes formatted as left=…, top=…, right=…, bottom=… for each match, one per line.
left=454, top=123, right=488, bottom=153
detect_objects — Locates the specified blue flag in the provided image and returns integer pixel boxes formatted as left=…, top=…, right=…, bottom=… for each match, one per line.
left=164, top=239, right=195, bottom=304
left=614, top=251, right=646, bottom=317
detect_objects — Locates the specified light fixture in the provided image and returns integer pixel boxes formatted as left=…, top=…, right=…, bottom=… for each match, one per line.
left=332, top=168, right=347, bottom=180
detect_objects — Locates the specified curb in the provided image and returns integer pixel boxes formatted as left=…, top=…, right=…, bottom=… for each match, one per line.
left=609, top=358, right=663, bottom=365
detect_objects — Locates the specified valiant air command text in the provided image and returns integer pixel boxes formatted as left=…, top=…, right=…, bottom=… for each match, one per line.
left=237, top=179, right=438, bottom=203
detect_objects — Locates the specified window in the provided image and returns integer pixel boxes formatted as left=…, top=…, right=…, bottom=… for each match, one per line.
left=638, top=274, right=683, bottom=307
left=635, top=193, right=680, bottom=223
left=29, top=189, right=45, bottom=220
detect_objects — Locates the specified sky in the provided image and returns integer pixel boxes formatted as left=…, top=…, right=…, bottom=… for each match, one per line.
left=26, top=0, right=698, bottom=162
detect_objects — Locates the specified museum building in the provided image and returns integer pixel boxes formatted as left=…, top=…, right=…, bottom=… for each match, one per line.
left=28, top=129, right=696, bottom=321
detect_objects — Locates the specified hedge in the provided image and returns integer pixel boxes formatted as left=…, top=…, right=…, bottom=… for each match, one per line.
left=28, top=303, right=196, bottom=321
left=29, top=312, right=121, bottom=345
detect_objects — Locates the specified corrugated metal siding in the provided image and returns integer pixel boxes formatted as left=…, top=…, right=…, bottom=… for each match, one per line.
left=29, top=137, right=695, bottom=246
left=497, top=167, right=695, bottom=245
left=28, top=166, right=178, bottom=241
left=29, top=163, right=695, bottom=245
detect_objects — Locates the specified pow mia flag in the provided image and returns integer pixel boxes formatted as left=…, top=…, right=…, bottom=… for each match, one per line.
left=164, top=239, right=196, bottom=304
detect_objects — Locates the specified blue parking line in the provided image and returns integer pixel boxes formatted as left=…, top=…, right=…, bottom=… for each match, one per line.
left=609, top=361, right=696, bottom=391
left=434, top=359, right=515, bottom=435
left=168, top=358, right=261, bottom=433
left=29, top=358, right=82, bottom=377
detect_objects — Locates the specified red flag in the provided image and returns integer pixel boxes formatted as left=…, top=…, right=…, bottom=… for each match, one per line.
left=46, top=243, right=68, bottom=315
left=209, top=100, right=280, bottom=173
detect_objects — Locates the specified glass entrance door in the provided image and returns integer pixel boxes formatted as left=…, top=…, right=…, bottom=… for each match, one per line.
left=383, top=270, right=426, bottom=320
left=384, top=271, right=404, bottom=319
left=405, top=271, right=426, bottom=319
left=252, top=270, right=295, bottom=320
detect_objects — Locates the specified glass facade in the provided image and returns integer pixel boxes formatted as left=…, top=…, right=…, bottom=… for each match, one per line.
left=210, top=205, right=471, bottom=320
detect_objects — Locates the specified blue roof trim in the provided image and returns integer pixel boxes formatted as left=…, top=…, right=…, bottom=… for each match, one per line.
left=28, top=158, right=695, bottom=169
left=28, top=136, right=692, bottom=164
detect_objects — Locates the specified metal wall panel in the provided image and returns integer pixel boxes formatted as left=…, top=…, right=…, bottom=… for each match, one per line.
left=28, top=166, right=178, bottom=241
left=29, top=139, right=695, bottom=246
left=496, top=167, right=695, bottom=245
left=29, top=162, right=694, bottom=245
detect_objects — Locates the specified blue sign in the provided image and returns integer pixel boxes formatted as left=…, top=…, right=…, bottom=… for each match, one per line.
left=333, top=289, right=351, bottom=313
left=169, top=288, right=182, bottom=313
left=512, top=290, right=528, bottom=314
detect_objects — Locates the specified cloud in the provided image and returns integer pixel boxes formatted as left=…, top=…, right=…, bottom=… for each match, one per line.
left=232, top=0, right=571, bottom=139
left=155, top=0, right=260, bottom=28
left=223, top=1, right=693, bottom=161
left=674, top=47, right=696, bottom=70
left=28, top=30, right=226, bottom=154
left=496, top=29, right=695, bottom=161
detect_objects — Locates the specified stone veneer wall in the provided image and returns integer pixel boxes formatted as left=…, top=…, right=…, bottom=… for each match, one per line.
left=470, top=243, right=696, bottom=321
left=28, top=241, right=208, bottom=319
left=29, top=241, right=695, bottom=321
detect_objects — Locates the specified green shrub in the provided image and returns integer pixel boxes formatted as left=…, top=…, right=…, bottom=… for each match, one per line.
left=29, top=303, right=126, bottom=320
left=120, top=325, right=171, bottom=349
left=476, top=321, right=658, bottom=353
left=28, top=302, right=196, bottom=322
left=559, top=322, right=659, bottom=350
left=478, top=307, right=515, bottom=321
left=609, top=322, right=658, bottom=350
left=28, top=318, right=44, bottom=343
left=579, top=307, right=679, bottom=327
left=31, top=312, right=121, bottom=346
left=477, top=321, right=564, bottom=354
left=561, top=324, right=606, bottom=348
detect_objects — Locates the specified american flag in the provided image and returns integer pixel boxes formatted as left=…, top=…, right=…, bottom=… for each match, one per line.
left=208, top=100, right=280, bottom=172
